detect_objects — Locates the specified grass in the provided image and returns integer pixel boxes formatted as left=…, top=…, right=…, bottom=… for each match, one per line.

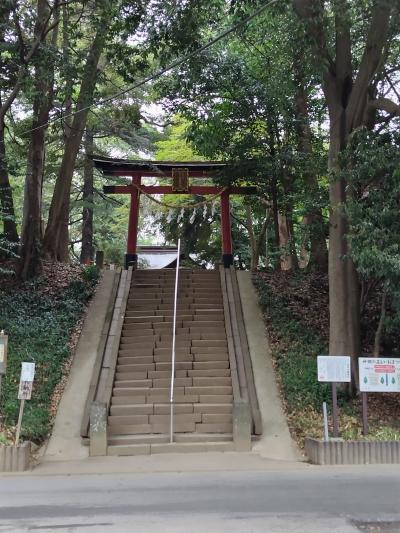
left=0, top=265, right=99, bottom=443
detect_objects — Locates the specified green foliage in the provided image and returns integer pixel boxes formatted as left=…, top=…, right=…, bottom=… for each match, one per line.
left=0, top=272, right=96, bottom=442
left=345, top=130, right=400, bottom=287
left=81, top=264, right=100, bottom=284
left=155, top=118, right=204, bottom=161
left=254, top=275, right=335, bottom=411
left=0, top=433, right=10, bottom=445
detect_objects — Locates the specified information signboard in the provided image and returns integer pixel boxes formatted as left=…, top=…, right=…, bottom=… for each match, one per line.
left=18, top=380, right=33, bottom=400
left=317, top=356, right=351, bottom=383
left=21, top=362, right=35, bottom=382
left=18, top=362, right=35, bottom=400
left=359, top=358, right=400, bottom=392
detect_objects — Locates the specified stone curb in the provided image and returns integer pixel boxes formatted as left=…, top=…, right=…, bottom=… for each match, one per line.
left=305, top=437, right=400, bottom=464
left=0, top=442, right=31, bottom=472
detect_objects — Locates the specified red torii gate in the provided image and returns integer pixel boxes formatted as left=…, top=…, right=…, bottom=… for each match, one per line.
left=93, top=157, right=256, bottom=269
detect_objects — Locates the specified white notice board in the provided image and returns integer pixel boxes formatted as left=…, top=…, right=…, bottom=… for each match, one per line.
left=317, top=356, right=351, bottom=383
left=20, top=362, right=35, bottom=382
left=359, top=358, right=400, bottom=392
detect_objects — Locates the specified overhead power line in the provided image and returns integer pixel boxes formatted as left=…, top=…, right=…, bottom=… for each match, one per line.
left=22, top=0, right=278, bottom=136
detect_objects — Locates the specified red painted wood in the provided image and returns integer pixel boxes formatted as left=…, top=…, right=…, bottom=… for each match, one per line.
left=127, top=176, right=141, bottom=254
left=220, top=190, right=233, bottom=255
left=107, top=185, right=256, bottom=195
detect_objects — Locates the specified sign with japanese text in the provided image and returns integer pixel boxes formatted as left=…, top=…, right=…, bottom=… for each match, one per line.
left=359, top=358, right=400, bottom=392
left=18, top=362, right=35, bottom=400
left=18, top=380, right=33, bottom=400
left=317, top=356, right=351, bottom=383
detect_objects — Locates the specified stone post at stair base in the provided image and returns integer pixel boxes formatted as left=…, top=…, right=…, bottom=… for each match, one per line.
left=233, top=400, right=252, bottom=452
left=89, top=401, right=108, bottom=456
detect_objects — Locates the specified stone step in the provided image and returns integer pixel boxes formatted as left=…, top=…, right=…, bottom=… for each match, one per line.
left=127, top=300, right=223, bottom=309
left=126, top=308, right=224, bottom=316
left=114, top=377, right=193, bottom=388
left=112, top=385, right=232, bottom=397
left=130, top=284, right=221, bottom=291
left=156, top=361, right=230, bottom=371
left=111, top=394, right=200, bottom=405
left=108, top=432, right=232, bottom=447
left=128, top=292, right=222, bottom=299
left=124, top=314, right=224, bottom=324
left=193, top=403, right=233, bottom=414
left=120, top=329, right=223, bottom=350
left=115, top=369, right=188, bottom=380
left=187, top=368, right=231, bottom=377
left=116, top=362, right=155, bottom=373
left=195, top=423, right=233, bottom=433
left=118, top=332, right=227, bottom=344
left=110, top=403, right=194, bottom=416
left=108, top=421, right=196, bottom=435
left=108, top=434, right=169, bottom=446
left=108, top=413, right=203, bottom=426
left=117, top=353, right=229, bottom=364
left=107, top=440, right=234, bottom=456
left=128, top=292, right=222, bottom=298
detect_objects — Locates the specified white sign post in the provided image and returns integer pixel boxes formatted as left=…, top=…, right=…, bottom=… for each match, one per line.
left=359, top=358, right=400, bottom=392
left=358, top=358, right=400, bottom=436
left=317, top=356, right=351, bottom=383
left=0, top=331, right=8, bottom=423
left=317, top=356, right=351, bottom=437
left=15, top=362, right=35, bottom=445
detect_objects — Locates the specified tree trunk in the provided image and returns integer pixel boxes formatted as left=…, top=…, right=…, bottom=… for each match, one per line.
left=271, top=178, right=281, bottom=270
left=373, top=289, right=386, bottom=357
left=0, top=115, right=18, bottom=248
left=245, top=205, right=259, bottom=270
left=278, top=213, right=294, bottom=271
left=0, top=2, right=19, bottom=249
left=80, top=129, right=94, bottom=264
left=328, top=112, right=361, bottom=386
left=43, top=1, right=111, bottom=261
left=62, top=2, right=73, bottom=140
left=19, top=0, right=59, bottom=280
left=293, top=73, right=328, bottom=271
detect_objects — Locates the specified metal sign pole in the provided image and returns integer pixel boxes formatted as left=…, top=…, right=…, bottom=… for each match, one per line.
left=169, top=239, right=181, bottom=444
left=322, top=402, right=329, bottom=441
left=332, top=382, right=339, bottom=437
left=362, top=392, right=369, bottom=435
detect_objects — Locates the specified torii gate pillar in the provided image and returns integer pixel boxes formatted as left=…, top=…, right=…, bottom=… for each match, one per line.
left=125, top=176, right=141, bottom=269
left=221, top=189, right=233, bottom=267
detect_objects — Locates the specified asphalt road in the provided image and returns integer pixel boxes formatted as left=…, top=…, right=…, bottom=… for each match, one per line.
left=1, top=467, right=400, bottom=532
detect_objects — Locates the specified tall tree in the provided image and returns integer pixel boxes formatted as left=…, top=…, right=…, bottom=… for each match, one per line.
left=293, top=0, right=400, bottom=380
left=19, top=0, right=60, bottom=280
left=80, top=129, right=94, bottom=264
left=43, top=0, right=114, bottom=261
left=0, top=1, right=59, bottom=248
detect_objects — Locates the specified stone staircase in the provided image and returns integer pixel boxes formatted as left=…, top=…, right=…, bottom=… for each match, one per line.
left=107, top=269, right=235, bottom=455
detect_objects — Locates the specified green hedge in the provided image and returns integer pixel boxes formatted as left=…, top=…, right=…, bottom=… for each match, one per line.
left=253, top=275, right=336, bottom=412
left=0, top=268, right=98, bottom=442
